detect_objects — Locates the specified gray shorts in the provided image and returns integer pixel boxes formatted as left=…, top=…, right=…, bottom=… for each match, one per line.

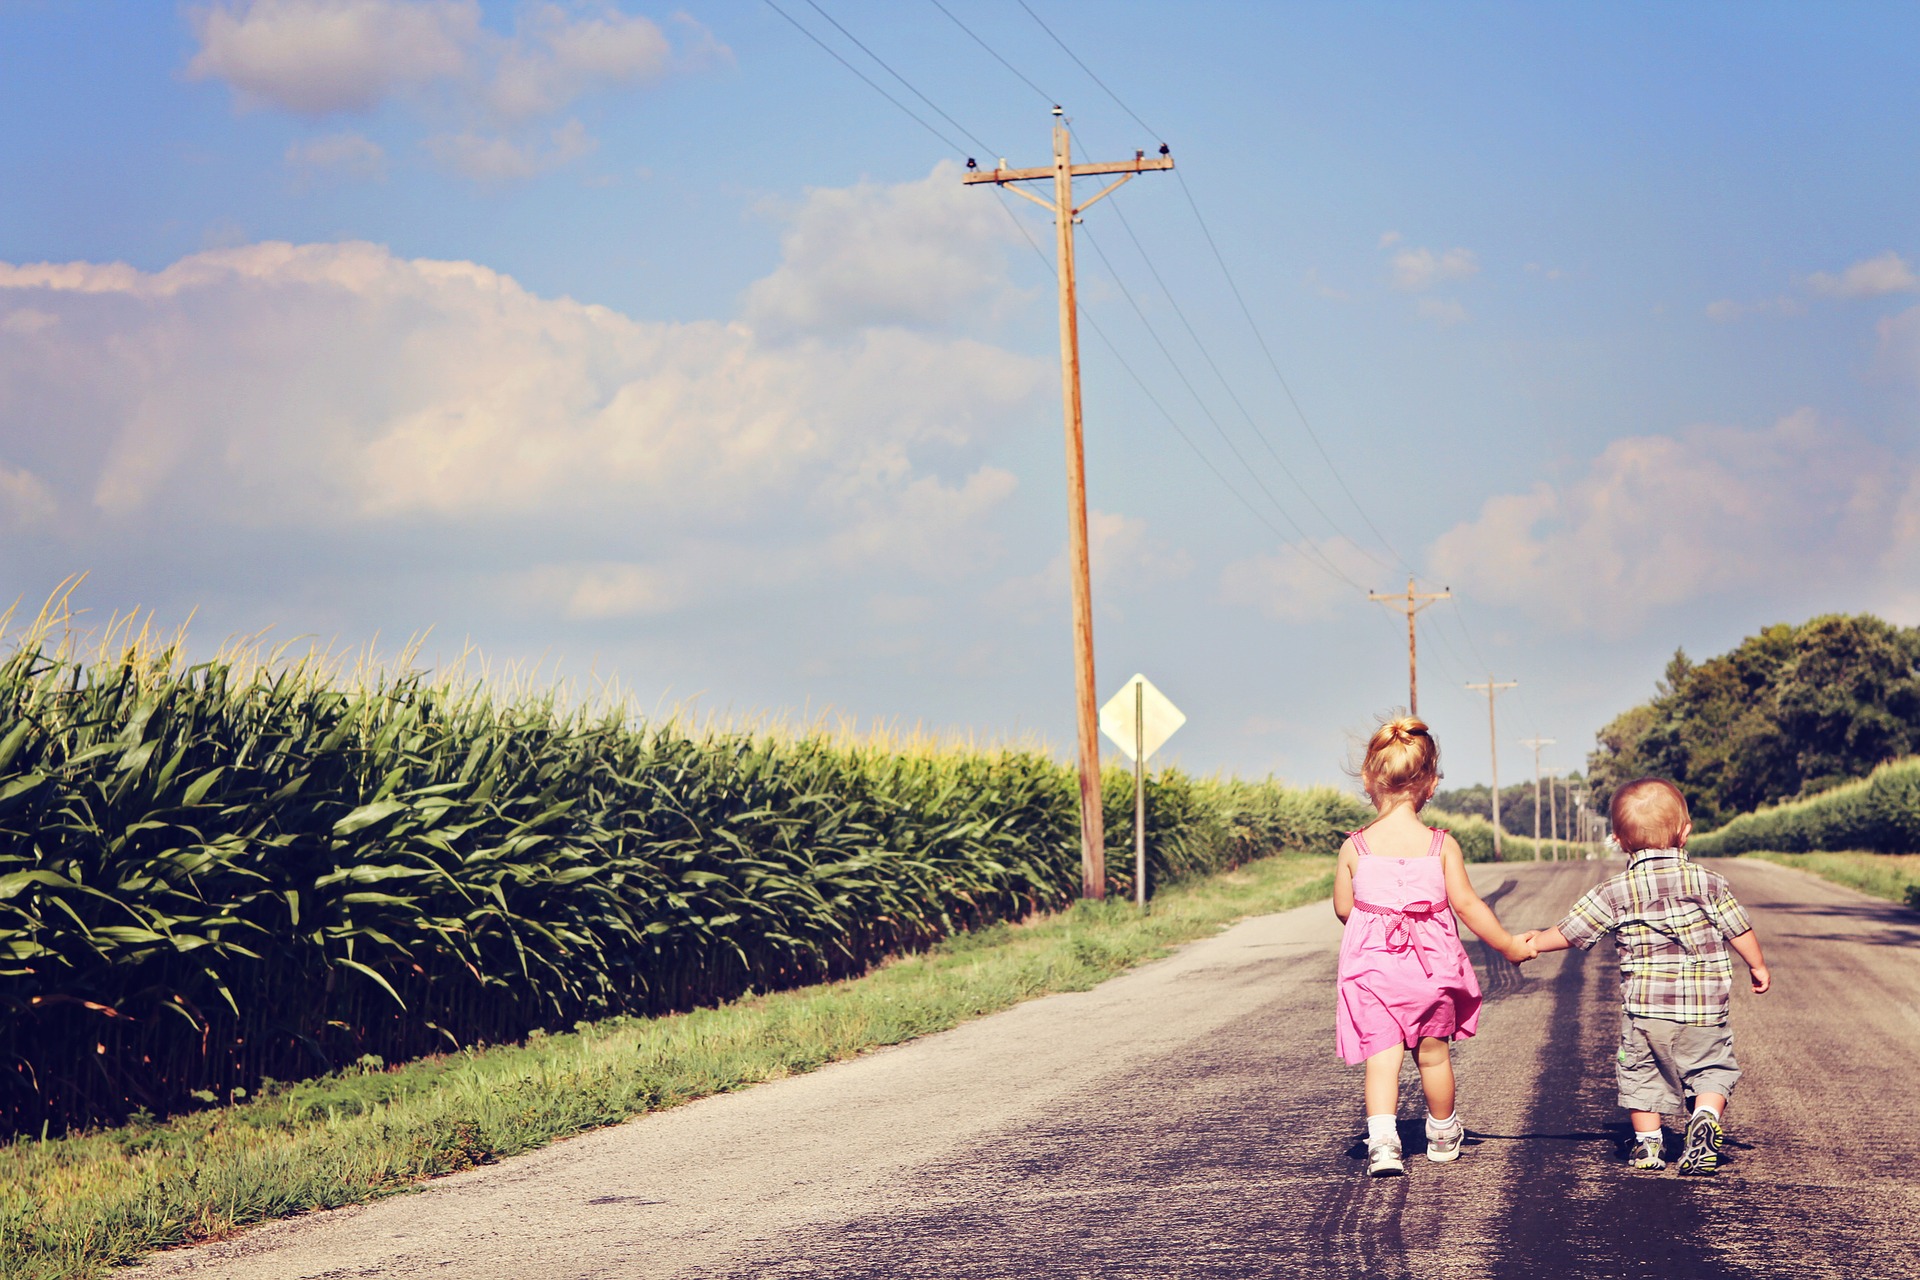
left=1615, top=1013, right=1741, bottom=1115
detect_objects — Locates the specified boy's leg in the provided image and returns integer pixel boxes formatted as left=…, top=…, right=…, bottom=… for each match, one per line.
left=1616, top=1014, right=1685, bottom=1168
left=1674, top=1024, right=1740, bottom=1176
left=1413, top=1036, right=1456, bottom=1120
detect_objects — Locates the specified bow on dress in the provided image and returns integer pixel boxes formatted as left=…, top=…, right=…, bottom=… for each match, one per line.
left=1350, top=898, right=1447, bottom=976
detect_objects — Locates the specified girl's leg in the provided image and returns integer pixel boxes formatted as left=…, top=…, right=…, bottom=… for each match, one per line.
left=1413, top=1037, right=1456, bottom=1119
left=1364, top=1043, right=1405, bottom=1117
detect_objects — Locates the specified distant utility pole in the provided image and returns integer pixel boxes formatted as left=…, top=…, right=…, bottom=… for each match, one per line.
left=964, top=109, right=1173, bottom=900
left=1547, top=770, right=1560, bottom=861
left=1519, top=737, right=1555, bottom=862
left=1368, top=576, right=1451, bottom=715
left=1465, top=676, right=1519, bottom=859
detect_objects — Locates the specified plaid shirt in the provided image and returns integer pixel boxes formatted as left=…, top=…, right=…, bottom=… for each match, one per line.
left=1556, top=848, right=1753, bottom=1026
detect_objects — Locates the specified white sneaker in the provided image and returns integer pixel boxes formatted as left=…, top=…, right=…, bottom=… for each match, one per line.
left=1425, top=1116, right=1465, bottom=1163
left=1367, top=1135, right=1405, bottom=1177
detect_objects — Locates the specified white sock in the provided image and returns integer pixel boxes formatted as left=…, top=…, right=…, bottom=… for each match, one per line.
left=1367, top=1114, right=1398, bottom=1144
left=1692, top=1101, right=1722, bottom=1121
left=1427, top=1110, right=1458, bottom=1129
left=1632, top=1127, right=1662, bottom=1145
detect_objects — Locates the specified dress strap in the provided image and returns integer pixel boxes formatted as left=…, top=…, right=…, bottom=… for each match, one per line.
left=1351, top=828, right=1373, bottom=857
left=1425, top=828, right=1446, bottom=857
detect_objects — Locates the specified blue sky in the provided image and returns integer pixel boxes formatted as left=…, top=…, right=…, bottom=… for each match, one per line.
left=1, top=1, right=1917, bottom=789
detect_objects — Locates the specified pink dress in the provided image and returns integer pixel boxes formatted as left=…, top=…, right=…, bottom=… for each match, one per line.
left=1334, top=826, right=1483, bottom=1064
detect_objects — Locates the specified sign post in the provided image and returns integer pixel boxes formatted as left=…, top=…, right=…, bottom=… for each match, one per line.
left=1099, top=674, right=1186, bottom=910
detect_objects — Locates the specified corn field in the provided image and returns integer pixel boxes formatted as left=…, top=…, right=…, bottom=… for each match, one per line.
left=0, top=615, right=1367, bottom=1139
left=1688, top=756, right=1920, bottom=858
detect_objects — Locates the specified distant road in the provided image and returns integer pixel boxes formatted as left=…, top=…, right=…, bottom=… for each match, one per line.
left=129, top=860, right=1920, bottom=1280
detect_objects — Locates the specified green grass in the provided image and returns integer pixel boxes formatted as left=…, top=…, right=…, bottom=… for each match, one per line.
left=1740, top=851, right=1920, bottom=906
left=2, top=852, right=1335, bottom=1280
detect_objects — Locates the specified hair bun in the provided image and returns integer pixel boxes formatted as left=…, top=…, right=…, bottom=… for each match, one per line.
left=1361, top=713, right=1440, bottom=800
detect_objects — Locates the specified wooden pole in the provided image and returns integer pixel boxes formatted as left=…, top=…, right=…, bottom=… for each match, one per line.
left=1050, top=115, right=1106, bottom=898
left=1368, top=576, right=1451, bottom=716
left=1520, top=737, right=1554, bottom=863
left=1465, top=677, right=1518, bottom=859
left=962, top=113, right=1173, bottom=900
left=1134, top=679, right=1146, bottom=911
left=1406, top=605, right=1418, bottom=717
left=1548, top=770, right=1560, bottom=861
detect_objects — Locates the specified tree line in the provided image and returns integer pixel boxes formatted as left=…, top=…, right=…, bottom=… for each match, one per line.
left=1585, top=613, right=1920, bottom=829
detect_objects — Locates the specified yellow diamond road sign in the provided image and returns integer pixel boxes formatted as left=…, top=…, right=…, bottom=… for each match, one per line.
left=1099, top=673, right=1185, bottom=763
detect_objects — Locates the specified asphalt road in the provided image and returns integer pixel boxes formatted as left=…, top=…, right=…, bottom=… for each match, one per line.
left=127, top=858, right=1920, bottom=1279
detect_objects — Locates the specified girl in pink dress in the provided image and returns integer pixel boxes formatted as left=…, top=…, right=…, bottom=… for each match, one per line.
left=1334, top=715, right=1535, bottom=1176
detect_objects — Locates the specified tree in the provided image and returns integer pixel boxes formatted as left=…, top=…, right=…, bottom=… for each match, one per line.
left=1587, top=614, right=1920, bottom=827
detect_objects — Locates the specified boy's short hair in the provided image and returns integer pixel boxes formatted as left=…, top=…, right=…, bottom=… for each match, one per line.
left=1610, top=778, right=1690, bottom=852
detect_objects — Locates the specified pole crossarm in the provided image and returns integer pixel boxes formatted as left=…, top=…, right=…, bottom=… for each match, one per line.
left=962, top=151, right=1174, bottom=201
left=1368, top=575, right=1451, bottom=715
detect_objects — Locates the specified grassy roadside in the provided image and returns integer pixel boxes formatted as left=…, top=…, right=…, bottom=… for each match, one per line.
left=4, top=853, right=1335, bottom=1280
left=1740, top=851, right=1920, bottom=906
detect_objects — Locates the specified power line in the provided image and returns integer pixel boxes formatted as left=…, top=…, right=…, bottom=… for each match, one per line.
left=996, top=196, right=1358, bottom=590
left=1003, top=1, right=1409, bottom=575
left=1172, top=169, right=1413, bottom=574
left=1102, top=191, right=1395, bottom=574
left=763, top=0, right=968, bottom=155
left=925, top=0, right=1054, bottom=105
left=1078, top=221, right=1365, bottom=589
left=800, top=0, right=996, bottom=156
left=1014, top=0, right=1161, bottom=141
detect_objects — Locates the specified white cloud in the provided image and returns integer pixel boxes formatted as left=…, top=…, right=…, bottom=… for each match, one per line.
left=1806, top=250, right=1919, bottom=299
left=0, top=463, right=57, bottom=528
left=426, top=117, right=595, bottom=182
left=1427, top=410, right=1908, bottom=633
left=742, top=162, right=1023, bottom=341
left=1219, top=537, right=1379, bottom=622
left=484, top=3, right=672, bottom=121
left=285, top=130, right=387, bottom=182
left=1390, top=246, right=1478, bottom=292
left=187, top=2, right=720, bottom=183
left=992, top=510, right=1191, bottom=619
left=0, top=173, right=1047, bottom=612
left=1877, top=302, right=1920, bottom=383
left=1705, top=295, right=1804, bottom=323
left=1416, top=297, right=1468, bottom=326
left=187, top=0, right=477, bottom=115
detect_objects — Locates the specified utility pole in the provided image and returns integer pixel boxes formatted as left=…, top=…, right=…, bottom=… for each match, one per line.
left=1465, top=677, right=1518, bottom=859
left=1367, top=576, right=1451, bottom=715
left=1519, top=737, right=1555, bottom=862
left=1547, top=770, right=1560, bottom=861
left=964, top=110, right=1173, bottom=900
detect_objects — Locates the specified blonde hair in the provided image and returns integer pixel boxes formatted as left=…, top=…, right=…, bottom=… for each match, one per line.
left=1610, top=777, right=1690, bottom=852
left=1361, top=714, right=1441, bottom=802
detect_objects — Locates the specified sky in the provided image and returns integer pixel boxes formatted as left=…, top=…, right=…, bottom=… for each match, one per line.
left=1, top=1, right=1917, bottom=790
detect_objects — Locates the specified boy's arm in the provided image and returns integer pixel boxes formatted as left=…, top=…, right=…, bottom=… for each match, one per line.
left=1521, top=926, right=1573, bottom=954
left=1728, top=929, right=1770, bottom=993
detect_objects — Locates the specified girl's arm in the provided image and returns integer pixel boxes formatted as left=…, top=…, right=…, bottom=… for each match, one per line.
left=1440, top=836, right=1535, bottom=963
left=1332, top=838, right=1358, bottom=923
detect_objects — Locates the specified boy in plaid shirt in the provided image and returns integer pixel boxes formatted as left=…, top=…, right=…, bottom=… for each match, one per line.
left=1523, top=778, right=1770, bottom=1175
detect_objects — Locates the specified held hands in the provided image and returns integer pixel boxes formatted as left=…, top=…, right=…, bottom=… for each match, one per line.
left=1500, top=931, right=1540, bottom=965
